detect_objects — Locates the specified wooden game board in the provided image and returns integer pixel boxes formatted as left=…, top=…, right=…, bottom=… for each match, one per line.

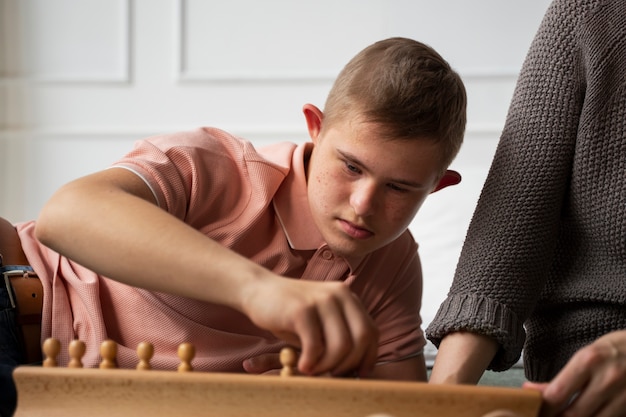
left=13, top=339, right=542, bottom=417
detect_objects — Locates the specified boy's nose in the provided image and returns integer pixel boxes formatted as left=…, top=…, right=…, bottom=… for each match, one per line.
left=350, top=182, right=377, bottom=217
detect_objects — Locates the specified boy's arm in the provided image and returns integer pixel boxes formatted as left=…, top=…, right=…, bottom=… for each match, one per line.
left=428, top=331, right=499, bottom=384
left=35, top=167, right=378, bottom=377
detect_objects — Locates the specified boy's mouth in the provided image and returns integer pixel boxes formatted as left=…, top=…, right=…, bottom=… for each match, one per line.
left=338, top=219, right=374, bottom=240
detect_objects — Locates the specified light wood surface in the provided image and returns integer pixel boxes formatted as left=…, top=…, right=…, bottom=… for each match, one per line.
left=13, top=366, right=542, bottom=417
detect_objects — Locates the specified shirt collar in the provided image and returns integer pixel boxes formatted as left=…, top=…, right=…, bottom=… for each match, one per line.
left=271, top=142, right=366, bottom=273
left=272, top=142, right=325, bottom=251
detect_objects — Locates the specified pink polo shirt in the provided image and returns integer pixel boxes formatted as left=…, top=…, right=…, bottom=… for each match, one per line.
left=17, top=127, right=425, bottom=371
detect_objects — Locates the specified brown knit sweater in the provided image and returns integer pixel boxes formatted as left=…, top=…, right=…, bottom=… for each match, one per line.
left=426, top=0, right=626, bottom=382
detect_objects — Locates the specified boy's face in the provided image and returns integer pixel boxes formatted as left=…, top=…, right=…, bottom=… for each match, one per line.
left=305, top=106, right=447, bottom=260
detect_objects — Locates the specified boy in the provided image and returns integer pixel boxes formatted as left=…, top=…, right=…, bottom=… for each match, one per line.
left=0, top=37, right=466, bottom=415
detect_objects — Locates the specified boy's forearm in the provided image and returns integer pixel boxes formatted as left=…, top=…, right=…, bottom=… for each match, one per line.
left=35, top=169, right=266, bottom=312
left=428, top=331, right=499, bottom=384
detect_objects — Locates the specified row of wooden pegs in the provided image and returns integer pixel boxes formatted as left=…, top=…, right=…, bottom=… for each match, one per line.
left=40, top=337, right=298, bottom=375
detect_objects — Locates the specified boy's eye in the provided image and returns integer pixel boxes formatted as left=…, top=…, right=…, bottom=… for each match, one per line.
left=388, top=183, right=408, bottom=193
left=345, top=163, right=361, bottom=174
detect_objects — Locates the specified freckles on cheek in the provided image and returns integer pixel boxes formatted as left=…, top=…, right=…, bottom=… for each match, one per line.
left=312, top=171, right=337, bottom=212
left=386, top=209, right=406, bottom=226
left=309, top=171, right=324, bottom=200
left=387, top=203, right=420, bottom=228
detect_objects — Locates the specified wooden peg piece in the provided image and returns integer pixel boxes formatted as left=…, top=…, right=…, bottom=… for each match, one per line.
left=279, top=346, right=297, bottom=377
left=68, top=339, right=86, bottom=368
left=177, top=342, right=195, bottom=372
left=99, top=339, right=117, bottom=369
left=136, top=341, right=154, bottom=370
left=42, top=338, right=61, bottom=368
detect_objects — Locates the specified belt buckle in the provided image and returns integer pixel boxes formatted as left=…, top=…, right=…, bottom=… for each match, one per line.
left=2, top=266, right=36, bottom=309
left=3, top=271, right=17, bottom=308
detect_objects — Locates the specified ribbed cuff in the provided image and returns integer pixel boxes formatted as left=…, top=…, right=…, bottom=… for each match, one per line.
left=425, top=293, right=526, bottom=371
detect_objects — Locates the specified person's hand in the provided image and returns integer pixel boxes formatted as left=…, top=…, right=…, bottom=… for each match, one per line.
left=241, top=277, right=379, bottom=378
left=480, top=411, right=523, bottom=417
left=523, top=330, right=626, bottom=417
left=242, top=351, right=350, bottom=377
left=242, top=352, right=282, bottom=375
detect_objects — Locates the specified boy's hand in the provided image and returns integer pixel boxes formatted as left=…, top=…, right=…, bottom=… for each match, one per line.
left=242, top=352, right=283, bottom=375
left=242, top=277, right=379, bottom=377
left=480, top=411, right=523, bottom=417
left=523, top=330, right=626, bottom=417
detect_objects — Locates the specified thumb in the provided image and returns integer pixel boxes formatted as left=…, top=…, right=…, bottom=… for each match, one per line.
left=522, top=381, right=549, bottom=391
left=481, top=411, right=523, bottom=417
left=242, top=353, right=281, bottom=374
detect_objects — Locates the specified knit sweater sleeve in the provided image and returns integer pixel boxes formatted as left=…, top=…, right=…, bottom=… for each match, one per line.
left=426, top=0, right=593, bottom=370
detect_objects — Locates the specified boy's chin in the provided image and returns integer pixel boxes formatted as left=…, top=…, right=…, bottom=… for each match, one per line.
left=325, top=240, right=379, bottom=260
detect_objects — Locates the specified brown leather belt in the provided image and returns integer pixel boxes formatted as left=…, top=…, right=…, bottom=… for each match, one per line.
left=1, top=225, right=44, bottom=364
left=3, top=267, right=43, bottom=363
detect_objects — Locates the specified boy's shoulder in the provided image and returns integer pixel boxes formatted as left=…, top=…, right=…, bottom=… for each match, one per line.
left=140, top=127, right=297, bottom=172
left=143, top=127, right=246, bottom=153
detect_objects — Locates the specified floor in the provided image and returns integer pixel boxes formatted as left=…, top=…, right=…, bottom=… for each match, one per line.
left=478, top=367, right=527, bottom=387
left=426, top=367, right=527, bottom=387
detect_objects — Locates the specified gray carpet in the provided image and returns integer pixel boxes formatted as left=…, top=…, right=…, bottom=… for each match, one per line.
left=426, top=367, right=527, bottom=387
left=477, top=367, right=526, bottom=387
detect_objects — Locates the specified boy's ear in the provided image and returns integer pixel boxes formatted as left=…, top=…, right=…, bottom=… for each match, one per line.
left=431, top=170, right=461, bottom=193
left=302, top=103, right=324, bottom=141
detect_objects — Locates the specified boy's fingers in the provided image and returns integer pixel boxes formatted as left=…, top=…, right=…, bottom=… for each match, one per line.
left=356, top=324, right=379, bottom=377
left=242, top=353, right=282, bottom=374
left=295, top=293, right=376, bottom=377
left=266, top=280, right=377, bottom=377
left=306, top=292, right=377, bottom=377
left=310, top=299, right=354, bottom=375
left=332, top=293, right=378, bottom=377
left=481, top=411, right=523, bottom=417
left=295, top=311, right=326, bottom=374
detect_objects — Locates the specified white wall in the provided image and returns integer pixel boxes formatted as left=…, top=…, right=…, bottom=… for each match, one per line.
left=0, top=0, right=553, bottom=363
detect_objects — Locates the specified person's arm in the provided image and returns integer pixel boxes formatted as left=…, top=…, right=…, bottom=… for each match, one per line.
left=427, top=0, right=584, bottom=377
left=429, top=331, right=499, bottom=384
left=35, top=167, right=378, bottom=377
